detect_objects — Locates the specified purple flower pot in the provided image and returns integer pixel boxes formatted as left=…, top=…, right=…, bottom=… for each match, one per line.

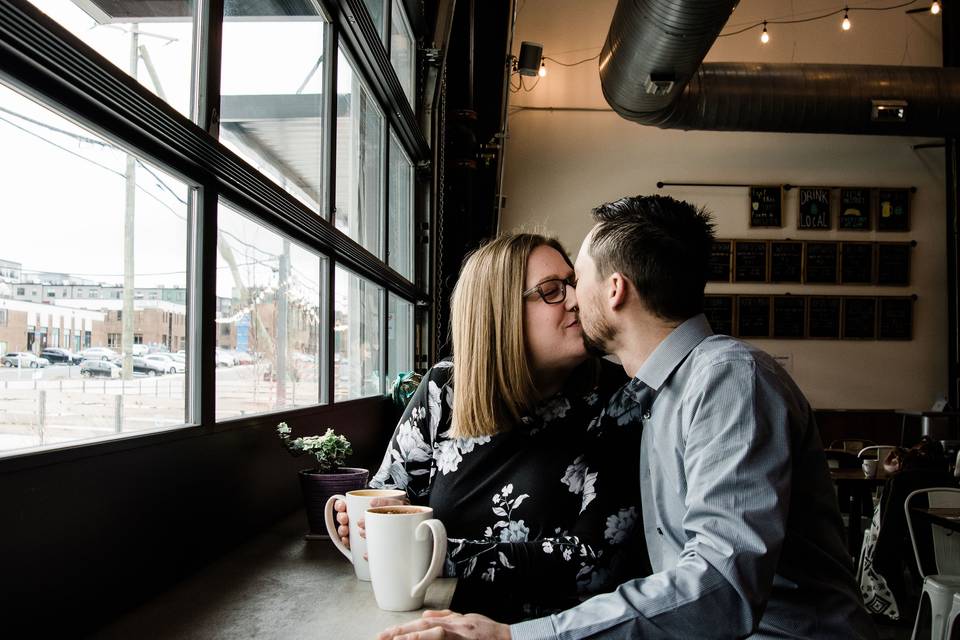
left=298, top=467, right=369, bottom=536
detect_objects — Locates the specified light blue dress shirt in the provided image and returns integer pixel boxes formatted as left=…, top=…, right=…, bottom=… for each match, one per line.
left=512, top=315, right=876, bottom=639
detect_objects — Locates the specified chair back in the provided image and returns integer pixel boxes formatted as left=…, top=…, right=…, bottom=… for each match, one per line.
left=830, top=438, right=876, bottom=454
left=859, top=445, right=896, bottom=461
left=904, top=487, right=960, bottom=577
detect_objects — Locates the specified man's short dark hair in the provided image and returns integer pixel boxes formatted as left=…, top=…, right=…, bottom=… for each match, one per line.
left=589, top=195, right=715, bottom=322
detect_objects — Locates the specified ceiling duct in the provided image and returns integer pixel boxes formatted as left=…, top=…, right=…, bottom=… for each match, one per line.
left=600, top=0, right=960, bottom=136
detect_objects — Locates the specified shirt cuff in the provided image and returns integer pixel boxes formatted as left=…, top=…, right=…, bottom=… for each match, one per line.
left=510, top=616, right=557, bottom=640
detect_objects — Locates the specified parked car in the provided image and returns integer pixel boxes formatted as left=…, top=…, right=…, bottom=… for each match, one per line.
left=2, top=352, right=50, bottom=368
left=131, top=344, right=149, bottom=357
left=234, top=351, right=255, bottom=365
left=131, top=356, right=166, bottom=376
left=41, top=347, right=80, bottom=365
left=78, top=347, right=118, bottom=361
left=214, top=348, right=235, bottom=368
left=80, top=358, right=120, bottom=378
left=144, top=353, right=185, bottom=374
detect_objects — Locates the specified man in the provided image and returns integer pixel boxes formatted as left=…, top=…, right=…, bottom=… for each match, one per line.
left=379, top=195, right=876, bottom=639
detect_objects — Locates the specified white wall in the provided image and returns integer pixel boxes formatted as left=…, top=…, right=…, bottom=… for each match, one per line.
left=501, top=0, right=947, bottom=409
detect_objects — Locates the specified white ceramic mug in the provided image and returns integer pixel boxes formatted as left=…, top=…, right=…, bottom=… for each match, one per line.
left=365, top=505, right=447, bottom=612
left=324, top=489, right=406, bottom=581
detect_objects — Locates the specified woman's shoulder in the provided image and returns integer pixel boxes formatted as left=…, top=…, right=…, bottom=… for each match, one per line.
left=424, top=358, right=455, bottom=385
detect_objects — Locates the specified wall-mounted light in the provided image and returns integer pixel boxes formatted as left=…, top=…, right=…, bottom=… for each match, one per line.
left=538, top=61, right=547, bottom=78
left=931, top=1, right=941, bottom=15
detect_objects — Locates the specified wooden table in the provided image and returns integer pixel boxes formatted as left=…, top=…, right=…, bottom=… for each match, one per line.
left=911, top=507, right=960, bottom=534
left=93, top=512, right=457, bottom=640
left=829, top=469, right=886, bottom=557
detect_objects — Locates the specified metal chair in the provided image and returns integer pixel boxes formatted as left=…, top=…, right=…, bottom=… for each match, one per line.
left=946, top=592, right=960, bottom=640
left=824, top=448, right=860, bottom=470
left=830, top=438, right=876, bottom=454
left=905, top=488, right=960, bottom=639
left=859, top=445, right=897, bottom=461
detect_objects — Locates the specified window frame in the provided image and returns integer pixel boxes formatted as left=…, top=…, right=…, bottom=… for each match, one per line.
left=0, top=0, right=427, bottom=466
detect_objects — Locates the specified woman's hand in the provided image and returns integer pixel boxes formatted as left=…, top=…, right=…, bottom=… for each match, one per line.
left=333, top=495, right=410, bottom=550
left=377, top=610, right=511, bottom=640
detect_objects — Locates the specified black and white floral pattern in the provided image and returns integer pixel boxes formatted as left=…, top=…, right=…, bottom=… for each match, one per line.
left=369, top=359, right=647, bottom=622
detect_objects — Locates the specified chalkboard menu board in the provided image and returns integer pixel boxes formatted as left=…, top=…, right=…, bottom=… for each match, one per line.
left=808, top=297, right=841, bottom=339
left=840, top=242, right=874, bottom=284
left=703, top=295, right=734, bottom=335
left=843, top=297, right=877, bottom=339
left=877, top=188, right=910, bottom=232
left=708, top=241, right=732, bottom=282
left=805, top=242, right=839, bottom=284
left=750, top=186, right=782, bottom=227
left=879, top=297, right=914, bottom=340
left=877, top=243, right=911, bottom=286
left=797, top=187, right=831, bottom=230
left=772, top=296, right=806, bottom=339
left=770, top=241, right=803, bottom=283
left=734, top=241, right=768, bottom=282
left=839, top=188, right=871, bottom=230
left=737, top=296, right=771, bottom=338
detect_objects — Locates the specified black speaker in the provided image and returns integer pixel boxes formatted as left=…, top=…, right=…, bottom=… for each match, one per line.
left=516, top=41, right=543, bottom=77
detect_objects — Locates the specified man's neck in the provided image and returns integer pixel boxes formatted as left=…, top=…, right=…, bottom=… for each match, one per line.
left=613, top=314, right=682, bottom=379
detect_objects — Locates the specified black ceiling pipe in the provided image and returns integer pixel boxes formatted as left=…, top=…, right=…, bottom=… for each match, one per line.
left=600, top=0, right=960, bottom=136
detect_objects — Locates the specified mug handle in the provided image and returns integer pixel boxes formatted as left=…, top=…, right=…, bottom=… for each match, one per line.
left=324, top=494, right=353, bottom=563
left=410, top=519, right=447, bottom=600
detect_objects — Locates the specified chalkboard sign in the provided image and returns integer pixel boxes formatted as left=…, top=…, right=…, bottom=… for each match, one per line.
left=772, top=296, right=806, bottom=339
left=770, top=241, right=803, bottom=283
left=750, top=186, right=782, bottom=227
left=839, top=188, right=871, bottom=230
left=708, top=241, right=732, bottom=282
left=877, top=243, right=911, bottom=286
left=737, top=296, right=771, bottom=338
left=797, top=187, right=831, bottom=230
left=878, top=297, right=914, bottom=340
left=703, top=295, right=734, bottom=335
left=840, top=242, right=874, bottom=284
left=734, top=241, right=768, bottom=283
left=804, top=242, right=839, bottom=284
left=843, top=297, right=877, bottom=339
left=808, top=297, right=841, bottom=339
left=877, top=188, right=910, bottom=232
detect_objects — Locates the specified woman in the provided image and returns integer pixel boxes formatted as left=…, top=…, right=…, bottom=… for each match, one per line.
left=337, top=233, right=646, bottom=621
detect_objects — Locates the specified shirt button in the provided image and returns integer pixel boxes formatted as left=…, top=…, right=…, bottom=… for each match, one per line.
left=657, top=527, right=664, bottom=535
left=643, top=410, right=652, bottom=420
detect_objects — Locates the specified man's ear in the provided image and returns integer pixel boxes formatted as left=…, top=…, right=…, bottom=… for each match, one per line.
left=608, top=272, right=629, bottom=311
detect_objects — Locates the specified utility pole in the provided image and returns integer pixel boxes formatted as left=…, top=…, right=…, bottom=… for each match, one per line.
left=121, top=24, right=139, bottom=379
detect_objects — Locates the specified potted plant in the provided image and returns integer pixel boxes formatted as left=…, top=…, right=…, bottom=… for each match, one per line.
left=277, top=422, right=368, bottom=538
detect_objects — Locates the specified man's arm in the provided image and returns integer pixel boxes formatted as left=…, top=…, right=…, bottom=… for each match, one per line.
left=511, top=358, right=793, bottom=640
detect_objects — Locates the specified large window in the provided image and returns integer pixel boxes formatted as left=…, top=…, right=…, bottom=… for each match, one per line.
left=27, top=0, right=196, bottom=118
left=220, top=2, right=327, bottom=213
left=0, top=81, right=191, bottom=454
left=387, top=295, right=414, bottom=386
left=335, top=48, right=385, bottom=257
left=390, top=0, right=416, bottom=107
left=216, top=204, right=325, bottom=420
left=388, top=134, right=415, bottom=279
left=335, top=267, right=383, bottom=401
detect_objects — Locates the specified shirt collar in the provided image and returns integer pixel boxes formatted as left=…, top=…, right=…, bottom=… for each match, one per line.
left=634, top=314, right=713, bottom=391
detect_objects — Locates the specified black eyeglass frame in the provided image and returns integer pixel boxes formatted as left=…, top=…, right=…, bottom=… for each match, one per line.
left=522, top=276, right=577, bottom=304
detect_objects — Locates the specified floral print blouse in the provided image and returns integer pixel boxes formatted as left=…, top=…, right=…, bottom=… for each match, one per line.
left=370, top=358, right=649, bottom=622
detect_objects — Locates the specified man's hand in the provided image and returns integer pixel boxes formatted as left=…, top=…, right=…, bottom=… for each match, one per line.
left=376, top=610, right=511, bottom=640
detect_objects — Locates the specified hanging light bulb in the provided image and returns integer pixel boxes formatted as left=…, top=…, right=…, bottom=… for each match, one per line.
left=538, top=61, right=547, bottom=78
left=931, top=1, right=941, bottom=15
left=760, top=21, right=770, bottom=44
left=841, top=8, right=851, bottom=31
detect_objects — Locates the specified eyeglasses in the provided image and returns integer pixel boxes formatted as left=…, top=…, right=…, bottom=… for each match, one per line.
left=522, top=276, right=577, bottom=305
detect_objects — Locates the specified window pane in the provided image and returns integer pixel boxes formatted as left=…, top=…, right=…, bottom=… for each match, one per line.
left=390, top=0, right=416, bottom=106
left=220, top=2, right=326, bottom=213
left=387, top=295, right=414, bottom=387
left=334, top=267, right=383, bottom=401
left=388, top=135, right=414, bottom=279
left=27, top=0, right=196, bottom=118
left=0, top=82, right=191, bottom=456
left=336, top=49, right=385, bottom=257
left=361, top=0, right=387, bottom=40
left=216, top=203, right=325, bottom=420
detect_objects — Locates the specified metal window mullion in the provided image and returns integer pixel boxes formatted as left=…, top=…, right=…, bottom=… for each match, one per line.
left=381, top=288, right=388, bottom=394
left=327, top=261, right=337, bottom=404
left=322, top=21, right=337, bottom=222
left=195, top=186, right=218, bottom=428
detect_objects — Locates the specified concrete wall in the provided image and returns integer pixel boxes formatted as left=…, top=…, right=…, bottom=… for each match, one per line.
left=500, top=0, right=947, bottom=409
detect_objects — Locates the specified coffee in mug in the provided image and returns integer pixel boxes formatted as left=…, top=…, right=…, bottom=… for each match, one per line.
left=365, top=505, right=447, bottom=612
left=324, top=489, right=406, bottom=581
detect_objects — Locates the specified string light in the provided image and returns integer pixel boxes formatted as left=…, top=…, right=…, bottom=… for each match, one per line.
left=841, top=7, right=851, bottom=30
left=538, top=61, right=547, bottom=78
left=760, top=21, right=770, bottom=43
left=931, top=1, right=941, bottom=14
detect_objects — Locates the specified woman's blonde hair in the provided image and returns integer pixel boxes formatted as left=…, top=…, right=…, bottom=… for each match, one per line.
left=449, top=232, right=572, bottom=438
